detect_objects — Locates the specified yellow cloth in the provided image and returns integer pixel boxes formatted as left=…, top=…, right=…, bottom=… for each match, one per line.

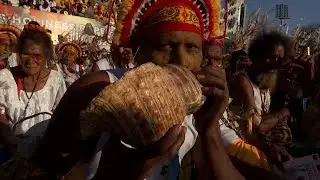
left=226, top=139, right=271, bottom=170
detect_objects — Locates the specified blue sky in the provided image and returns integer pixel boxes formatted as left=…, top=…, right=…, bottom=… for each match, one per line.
left=246, top=0, right=320, bottom=28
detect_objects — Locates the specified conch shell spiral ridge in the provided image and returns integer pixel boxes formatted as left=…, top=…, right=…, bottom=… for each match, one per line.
left=80, top=63, right=202, bottom=147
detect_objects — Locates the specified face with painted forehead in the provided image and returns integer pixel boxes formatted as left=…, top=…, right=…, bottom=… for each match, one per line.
left=60, top=45, right=79, bottom=65
left=114, top=0, right=223, bottom=71
left=134, top=31, right=203, bottom=71
left=132, top=4, right=206, bottom=71
left=0, top=33, right=15, bottom=57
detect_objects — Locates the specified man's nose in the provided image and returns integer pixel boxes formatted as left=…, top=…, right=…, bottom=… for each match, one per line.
left=172, top=45, right=192, bottom=68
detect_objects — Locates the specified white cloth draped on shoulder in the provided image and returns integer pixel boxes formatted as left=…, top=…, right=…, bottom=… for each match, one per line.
left=0, top=69, right=66, bottom=135
left=96, top=58, right=115, bottom=70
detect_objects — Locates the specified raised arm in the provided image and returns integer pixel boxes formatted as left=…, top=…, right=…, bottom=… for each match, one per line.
left=32, top=71, right=111, bottom=175
left=194, top=65, right=244, bottom=180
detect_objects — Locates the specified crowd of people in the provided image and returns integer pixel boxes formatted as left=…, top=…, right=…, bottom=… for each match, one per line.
left=0, top=0, right=320, bottom=179
left=2, top=0, right=115, bottom=23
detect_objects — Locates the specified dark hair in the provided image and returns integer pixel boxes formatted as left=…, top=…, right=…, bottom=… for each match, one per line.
left=27, top=21, right=40, bottom=26
left=16, top=22, right=54, bottom=60
left=231, top=50, right=248, bottom=64
left=248, top=31, right=293, bottom=64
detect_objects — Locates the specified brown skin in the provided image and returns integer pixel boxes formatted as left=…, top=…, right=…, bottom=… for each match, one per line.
left=120, top=48, right=133, bottom=68
left=32, top=31, right=243, bottom=179
left=232, top=45, right=292, bottom=163
left=18, top=41, right=51, bottom=91
left=0, top=38, right=11, bottom=55
left=91, top=63, right=100, bottom=72
left=234, top=74, right=290, bottom=132
left=58, top=46, right=79, bottom=79
left=234, top=44, right=289, bottom=132
left=0, top=40, right=51, bottom=155
left=0, top=38, right=13, bottom=68
left=60, top=46, right=78, bottom=66
left=204, top=43, right=224, bottom=65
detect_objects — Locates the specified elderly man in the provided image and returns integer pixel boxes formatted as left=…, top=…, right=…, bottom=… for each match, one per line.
left=0, top=23, right=21, bottom=70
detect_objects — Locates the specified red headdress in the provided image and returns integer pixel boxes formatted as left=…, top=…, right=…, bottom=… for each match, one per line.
left=112, top=0, right=224, bottom=48
left=0, top=24, right=21, bottom=42
left=23, top=23, right=47, bottom=33
left=58, top=42, right=83, bottom=57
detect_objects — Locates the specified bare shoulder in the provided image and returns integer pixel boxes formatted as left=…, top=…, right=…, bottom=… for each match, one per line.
left=235, top=74, right=252, bottom=91
left=70, top=71, right=110, bottom=90
left=91, top=63, right=100, bottom=72
left=232, top=74, right=254, bottom=104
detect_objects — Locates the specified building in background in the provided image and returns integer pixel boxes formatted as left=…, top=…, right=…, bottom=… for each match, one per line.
left=221, top=0, right=247, bottom=34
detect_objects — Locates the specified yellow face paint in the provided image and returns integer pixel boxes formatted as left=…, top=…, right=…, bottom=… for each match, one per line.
left=61, top=45, right=79, bottom=65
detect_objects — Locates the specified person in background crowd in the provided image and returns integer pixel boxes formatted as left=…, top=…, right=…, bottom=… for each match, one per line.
left=0, top=22, right=21, bottom=70
left=91, top=48, right=115, bottom=72
left=49, top=0, right=57, bottom=12
left=27, top=0, right=248, bottom=179
left=230, top=31, right=293, bottom=152
left=55, top=41, right=81, bottom=87
left=0, top=22, right=66, bottom=164
left=196, top=42, right=292, bottom=175
left=120, top=47, right=134, bottom=68
left=39, top=0, right=51, bottom=12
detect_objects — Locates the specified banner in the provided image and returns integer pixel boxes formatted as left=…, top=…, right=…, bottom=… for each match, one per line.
left=0, top=5, right=115, bottom=45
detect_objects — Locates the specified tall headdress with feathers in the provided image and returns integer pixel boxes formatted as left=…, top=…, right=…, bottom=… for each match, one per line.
left=112, top=0, right=224, bottom=48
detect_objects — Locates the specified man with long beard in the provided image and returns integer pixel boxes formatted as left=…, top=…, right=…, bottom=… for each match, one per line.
left=231, top=31, right=293, bottom=152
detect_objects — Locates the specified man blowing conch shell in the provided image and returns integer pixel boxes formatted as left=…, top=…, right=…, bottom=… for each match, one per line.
left=28, top=0, right=282, bottom=179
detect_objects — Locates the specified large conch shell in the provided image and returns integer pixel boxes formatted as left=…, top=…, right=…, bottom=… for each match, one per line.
left=80, top=63, right=202, bottom=147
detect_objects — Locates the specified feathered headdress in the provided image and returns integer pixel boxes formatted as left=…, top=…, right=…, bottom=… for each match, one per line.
left=58, top=41, right=83, bottom=57
left=112, top=0, right=224, bottom=47
left=0, top=16, right=21, bottom=42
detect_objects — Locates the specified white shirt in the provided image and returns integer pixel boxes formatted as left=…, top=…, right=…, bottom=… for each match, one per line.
left=0, top=69, right=66, bottom=135
left=96, top=58, right=114, bottom=70
left=7, top=53, right=18, bottom=68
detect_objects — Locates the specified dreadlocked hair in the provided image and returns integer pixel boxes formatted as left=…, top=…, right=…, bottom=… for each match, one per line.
left=16, top=21, right=54, bottom=60
left=248, top=31, right=293, bottom=65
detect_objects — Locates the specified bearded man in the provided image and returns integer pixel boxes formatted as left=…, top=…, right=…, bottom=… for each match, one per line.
left=231, top=32, right=293, bottom=155
left=0, top=23, right=21, bottom=70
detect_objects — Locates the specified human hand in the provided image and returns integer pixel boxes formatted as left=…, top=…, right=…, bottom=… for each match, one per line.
left=97, top=125, right=186, bottom=180
left=268, top=144, right=293, bottom=164
left=194, top=62, right=229, bottom=135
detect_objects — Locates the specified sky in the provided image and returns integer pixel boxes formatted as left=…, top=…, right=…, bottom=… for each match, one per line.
left=246, top=0, right=320, bottom=28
